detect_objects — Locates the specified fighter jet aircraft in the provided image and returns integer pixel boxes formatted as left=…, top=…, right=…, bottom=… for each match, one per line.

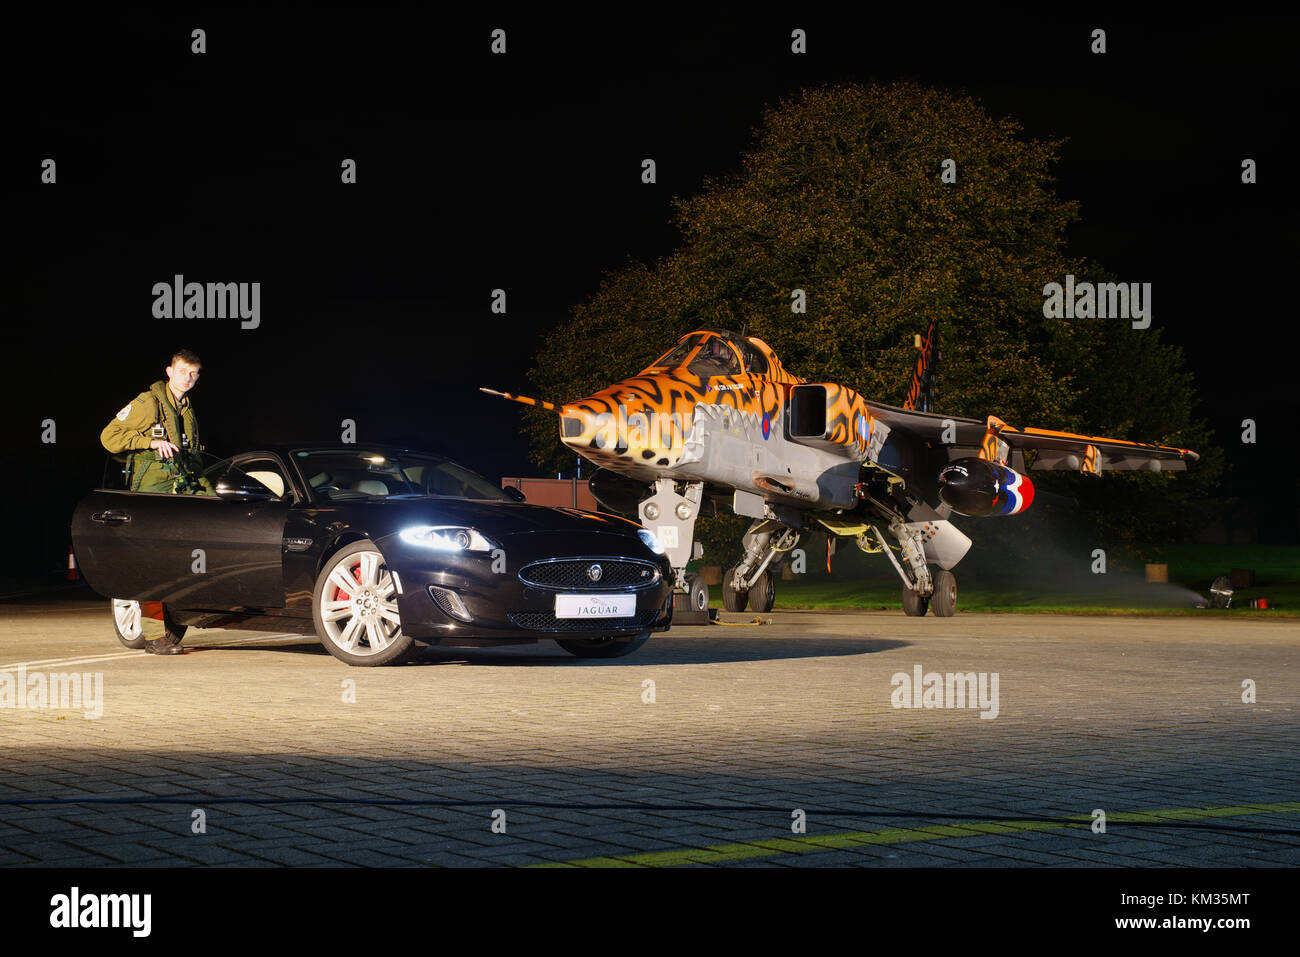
left=484, top=322, right=1198, bottom=616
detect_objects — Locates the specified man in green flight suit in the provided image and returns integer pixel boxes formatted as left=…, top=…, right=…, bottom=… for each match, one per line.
left=100, top=348, right=215, bottom=655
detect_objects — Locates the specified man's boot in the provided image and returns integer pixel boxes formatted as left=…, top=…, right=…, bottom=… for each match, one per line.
left=142, top=604, right=186, bottom=655
left=143, top=634, right=184, bottom=655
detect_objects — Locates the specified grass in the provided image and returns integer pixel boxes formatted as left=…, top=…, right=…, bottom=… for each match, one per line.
left=707, top=544, right=1300, bottom=617
left=1149, top=543, right=1300, bottom=584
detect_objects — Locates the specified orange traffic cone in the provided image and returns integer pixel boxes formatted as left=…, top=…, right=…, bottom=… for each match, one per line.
left=67, top=545, right=79, bottom=581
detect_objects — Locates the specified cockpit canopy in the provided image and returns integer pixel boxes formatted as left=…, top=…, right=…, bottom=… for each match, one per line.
left=644, top=330, right=770, bottom=378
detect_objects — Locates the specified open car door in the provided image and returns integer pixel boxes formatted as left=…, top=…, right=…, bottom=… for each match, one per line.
left=71, top=457, right=291, bottom=609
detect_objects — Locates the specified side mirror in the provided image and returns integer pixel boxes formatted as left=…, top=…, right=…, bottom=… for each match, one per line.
left=503, top=485, right=526, bottom=502
left=215, top=469, right=279, bottom=502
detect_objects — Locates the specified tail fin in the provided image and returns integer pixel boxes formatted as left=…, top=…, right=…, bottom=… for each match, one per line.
left=903, top=318, right=940, bottom=412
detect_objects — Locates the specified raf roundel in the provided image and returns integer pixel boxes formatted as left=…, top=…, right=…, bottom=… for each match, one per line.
left=761, top=412, right=771, bottom=439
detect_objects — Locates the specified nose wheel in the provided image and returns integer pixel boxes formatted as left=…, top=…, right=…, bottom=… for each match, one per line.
left=687, top=573, right=709, bottom=612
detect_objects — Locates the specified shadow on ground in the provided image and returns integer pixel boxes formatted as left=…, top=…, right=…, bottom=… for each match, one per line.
left=179, top=633, right=910, bottom=666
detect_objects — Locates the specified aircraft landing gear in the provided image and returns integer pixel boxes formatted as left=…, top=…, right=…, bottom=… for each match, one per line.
left=685, top=573, right=710, bottom=612
left=638, top=479, right=715, bottom=621
left=872, top=521, right=958, bottom=617
left=930, top=568, right=957, bottom=617
left=722, top=565, right=748, bottom=612
left=636, top=481, right=802, bottom=617
left=900, top=567, right=956, bottom=616
left=723, top=521, right=799, bottom=614
left=638, top=478, right=705, bottom=593
left=722, top=565, right=775, bottom=613
left=747, top=568, right=775, bottom=612
left=901, top=587, right=929, bottom=617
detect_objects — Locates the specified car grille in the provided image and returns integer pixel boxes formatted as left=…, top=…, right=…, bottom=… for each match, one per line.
left=518, top=558, right=660, bottom=591
left=507, top=608, right=662, bottom=633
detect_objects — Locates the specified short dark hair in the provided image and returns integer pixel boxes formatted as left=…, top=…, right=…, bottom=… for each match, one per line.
left=170, top=348, right=201, bottom=367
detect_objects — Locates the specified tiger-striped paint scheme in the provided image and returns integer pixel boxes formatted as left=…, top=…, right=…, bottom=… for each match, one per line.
left=556, top=331, right=880, bottom=509
left=787, top=381, right=891, bottom=462
left=558, top=333, right=787, bottom=469
left=485, top=323, right=1198, bottom=615
left=548, top=325, right=1197, bottom=506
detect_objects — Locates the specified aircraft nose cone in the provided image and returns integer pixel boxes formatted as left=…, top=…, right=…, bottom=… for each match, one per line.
left=558, top=403, right=612, bottom=453
left=560, top=410, right=585, bottom=442
left=557, top=393, right=675, bottom=465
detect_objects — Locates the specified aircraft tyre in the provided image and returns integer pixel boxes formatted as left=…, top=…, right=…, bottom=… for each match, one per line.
left=687, top=573, right=710, bottom=612
left=722, top=566, right=748, bottom=612
left=901, top=587, right=929, bottom=617
left=931, top=569, right=957, bottom=617
left=748, top=569, right=775, bottom=613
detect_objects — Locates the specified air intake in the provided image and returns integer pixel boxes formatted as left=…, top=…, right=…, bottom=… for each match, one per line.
left=428, top=585, right=472, bottom=622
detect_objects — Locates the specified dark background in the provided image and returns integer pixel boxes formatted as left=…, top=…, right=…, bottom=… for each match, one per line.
left=4, top=9, right=1297, bottom=585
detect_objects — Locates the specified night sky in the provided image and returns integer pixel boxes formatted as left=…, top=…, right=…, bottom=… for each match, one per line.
left=5, top=10, right=1298, bottom=580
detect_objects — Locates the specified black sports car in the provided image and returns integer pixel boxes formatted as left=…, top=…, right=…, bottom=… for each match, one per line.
left=71, top=445, right=674, bottom=665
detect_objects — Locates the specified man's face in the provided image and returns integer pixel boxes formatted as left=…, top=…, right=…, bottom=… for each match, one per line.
left=166, top=359, right=201, bottom=396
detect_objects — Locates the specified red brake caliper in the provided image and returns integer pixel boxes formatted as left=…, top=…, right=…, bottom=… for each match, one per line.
left=333, top=563, right=363, bottom=602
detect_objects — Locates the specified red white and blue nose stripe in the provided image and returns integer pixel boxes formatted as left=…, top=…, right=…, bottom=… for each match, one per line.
left=938, top=457, right=1037, bottom=517
left=992, top=464, right=1035, bottom=515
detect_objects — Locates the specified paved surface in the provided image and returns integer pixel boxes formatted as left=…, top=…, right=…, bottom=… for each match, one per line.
left=1, top=599, right=1297, bottom=867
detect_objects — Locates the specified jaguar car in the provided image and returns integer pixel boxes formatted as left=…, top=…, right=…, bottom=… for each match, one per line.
left=71, top=445, right=674, bottom=665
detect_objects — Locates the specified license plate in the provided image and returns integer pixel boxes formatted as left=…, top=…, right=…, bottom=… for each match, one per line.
left=554, top=594, right=636, bottom=618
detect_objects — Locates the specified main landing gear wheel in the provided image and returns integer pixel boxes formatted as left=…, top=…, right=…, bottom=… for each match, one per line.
left=111, top=599, right=146, bottom=649
left=901, top=588, right=929, bottom=617
left=931, top=569, right=957, bottom=617
left=557, top=632, right=651, bottom=659
left=748, top=569, right=775, bottom=613
left=687, top=573, right=710, bottom=612
left=722, top=566, right=748, bottom=612
left=312, top=540, right=413, bottom=666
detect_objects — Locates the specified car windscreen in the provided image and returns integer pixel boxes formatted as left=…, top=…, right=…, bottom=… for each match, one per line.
left=292, top=450, right=510, bottom=501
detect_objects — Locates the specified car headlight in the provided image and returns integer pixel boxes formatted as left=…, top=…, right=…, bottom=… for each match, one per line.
left=638, top=528, right=665, bottom=555
left=399, top=526, right=497, bottom=552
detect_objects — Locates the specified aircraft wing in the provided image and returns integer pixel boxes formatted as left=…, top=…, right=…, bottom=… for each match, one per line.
left=862, top=401, right=1199, bottom=473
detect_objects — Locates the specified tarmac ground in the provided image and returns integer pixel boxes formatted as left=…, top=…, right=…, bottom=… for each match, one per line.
left=1, top=599, right=1296, bottom=867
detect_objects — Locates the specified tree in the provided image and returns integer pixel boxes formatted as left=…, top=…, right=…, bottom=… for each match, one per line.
left=524, top=81, right=1221, bottom=542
